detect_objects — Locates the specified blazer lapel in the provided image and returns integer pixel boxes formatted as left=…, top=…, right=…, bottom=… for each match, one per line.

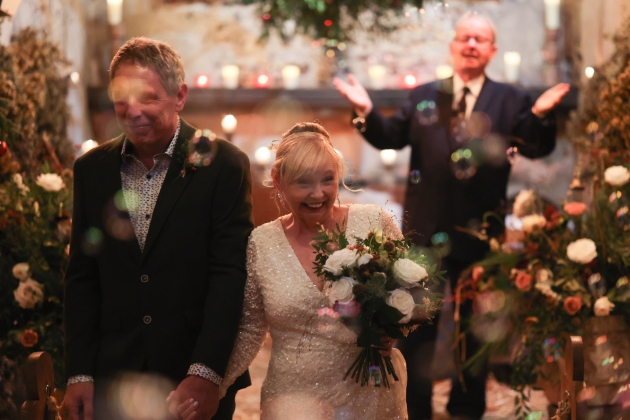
left=472, top=76, right=493, bottom=116
left=140, top=120, right=196, bottom=264
left=436, top=78, right=458, bottom=153
left=98, top=136, right=143, bottom=264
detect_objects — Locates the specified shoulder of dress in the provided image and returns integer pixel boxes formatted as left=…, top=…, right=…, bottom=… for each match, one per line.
left=250, top=219, right=281, bottom=241
left=348, top=203, right=382, bottom=217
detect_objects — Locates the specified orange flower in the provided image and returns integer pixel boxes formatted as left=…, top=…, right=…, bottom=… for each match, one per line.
left=20, top=329, right=39, bottom=348
left=563, top=296, right=583, bottom=315
left=564, top=202, right=587, bottom=216
left=515, top=271, right=533, bottom=291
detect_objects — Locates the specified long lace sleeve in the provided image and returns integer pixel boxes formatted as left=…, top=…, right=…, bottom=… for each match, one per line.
left=380, top=208, right=404, bottom=240
left=219, top=236, right=268, bottom=398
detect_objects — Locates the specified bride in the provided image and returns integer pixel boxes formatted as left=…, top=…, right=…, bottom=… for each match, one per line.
left=222, top=122, right=407, bottom=419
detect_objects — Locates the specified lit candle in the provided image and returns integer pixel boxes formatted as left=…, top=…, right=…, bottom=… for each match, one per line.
left=70, top=71, right=80, bottom=84
left=544, top=0, right=561, bottom=30
left=380, top=149, right=397, bottom=166
left=221, top=65, right=239, bottom=89
left=435, top=65, right=454, bottom=79
left=107, top=0, right=123, bottom=25
left=81, top=139, right=98, bottom=154
left=401, top=73, right=417, bottom=89
left=221, top=115, right=237, bottom=134
left=194, top=74, right=210, bottom=88
left=368, top=65, right=386, bottom=89
left=253, top=73, right=271, bottom=88
left=254, top=146, right=271, bottom=166
left=584, top=67, right=595, bottom=79
left=503, top=52, right=521, bottom=83
left=281, top=65, right=300, bottom=90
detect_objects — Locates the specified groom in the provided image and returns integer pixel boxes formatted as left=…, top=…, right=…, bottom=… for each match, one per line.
left=62, top=37, right=253, bottom=420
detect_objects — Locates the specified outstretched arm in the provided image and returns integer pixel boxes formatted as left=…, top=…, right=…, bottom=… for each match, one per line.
left=219, top=237, right=268, bottom=398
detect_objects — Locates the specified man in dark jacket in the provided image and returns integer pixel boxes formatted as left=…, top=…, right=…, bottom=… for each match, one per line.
left=62, top=37, right=253, bottom=420
left=335, top=12, right=569, bottom=420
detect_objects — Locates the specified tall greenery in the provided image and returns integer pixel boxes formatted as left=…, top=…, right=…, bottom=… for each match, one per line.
left=0, top=26, right=73, bottom=418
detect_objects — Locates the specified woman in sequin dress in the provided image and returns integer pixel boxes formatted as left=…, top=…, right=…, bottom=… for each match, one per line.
left=219, top=122, right=408, bottom=420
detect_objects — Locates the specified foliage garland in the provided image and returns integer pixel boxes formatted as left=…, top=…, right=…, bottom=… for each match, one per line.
left=237, top=0, right=433, bottom=42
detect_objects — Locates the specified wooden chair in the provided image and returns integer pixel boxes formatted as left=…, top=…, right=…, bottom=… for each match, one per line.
left=19, top=352, right=65, bottom=420
left=561, top=336, right=630, bottom=420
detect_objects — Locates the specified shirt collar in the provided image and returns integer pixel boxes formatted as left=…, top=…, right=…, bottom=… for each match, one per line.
left=121, top=116, right=181, bottom=159
left=453, top=73, right=485, bottom=98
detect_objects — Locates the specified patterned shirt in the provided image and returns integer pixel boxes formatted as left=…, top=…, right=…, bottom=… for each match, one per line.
left=68, top=118, right=222, bottom=387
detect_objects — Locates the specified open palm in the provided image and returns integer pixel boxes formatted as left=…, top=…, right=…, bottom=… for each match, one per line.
left=333, top=74, right=374, bottom=116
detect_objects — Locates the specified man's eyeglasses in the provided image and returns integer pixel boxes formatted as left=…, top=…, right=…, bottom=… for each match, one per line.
left=453, top=36, right=493, bottom=45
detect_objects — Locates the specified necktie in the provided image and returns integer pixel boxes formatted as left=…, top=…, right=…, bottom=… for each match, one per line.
left=455, top=86, right=470, bottom=119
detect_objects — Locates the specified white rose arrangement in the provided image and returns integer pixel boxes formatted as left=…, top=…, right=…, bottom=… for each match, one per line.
left=566, top=238, right=598, bottom=264
left=386, top=289, right=416, bottom=323
left=36, top=173, right=65, bottom=192
left=594, top=296, right=615, bottom=317
left=604, top=165, right=630, bottom=187
left=393, top=258, right=428, bottom=286
left=312, top=224, right=443, bottom=388
left=327, top=277, right=357, bottom=305
left=14, top=278, right=44, bottom=309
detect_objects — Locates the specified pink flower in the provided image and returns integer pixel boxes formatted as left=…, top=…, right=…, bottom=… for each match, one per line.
left=472, top=266, right=485, bottom=282
left=564, top=202, right=586, bottom=216
left=564, top=296, right=583, bottom=315
left=515, top=271, right=533, bottom=291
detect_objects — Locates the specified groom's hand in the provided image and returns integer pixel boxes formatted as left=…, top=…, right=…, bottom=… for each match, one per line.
left=62, top=382, right=94, bottom=420
left=168, top=375, right=219, bottom=420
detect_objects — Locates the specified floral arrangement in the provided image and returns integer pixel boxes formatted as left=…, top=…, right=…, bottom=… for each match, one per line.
left=0, top=26, right=73, bottom=419
left=236, top=0, right=433, bottom=42
left=312, top=224, right=443, bottom=388
left=458, top=163, right=630, bottom=417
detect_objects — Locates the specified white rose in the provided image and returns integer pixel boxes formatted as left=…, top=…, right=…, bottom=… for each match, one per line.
left=594, top=296, right=615, bottom=317
left=393, top=258, right=428, bottom=285
left=566, top=238, right=598, bottom=264
left=522, top=214, right=547, bottom=233
left=13, top=278, right=44, bottom=309
left=535, top=268, right=553, bottom=286
left=513, top=189, right=537, bottom=218
left=356, top=252, right=373, bottom=267
left=324, top=248, right=358, bottom=276
left=36, top=173, right=65, bottom=192
left=327, top=277, right=357, bottom=305
left=386, top=289, right=416, bottom=323
left=12, top=173, right=30, bottom=194
left=535, top=283, right=561, bottom=302
left=12, top=263, right=30, bottom=281
left=604, top=166, right=630, bottom=187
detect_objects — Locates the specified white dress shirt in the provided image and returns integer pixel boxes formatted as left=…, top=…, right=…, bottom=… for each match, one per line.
left=452, top=73, right=485, bottom=119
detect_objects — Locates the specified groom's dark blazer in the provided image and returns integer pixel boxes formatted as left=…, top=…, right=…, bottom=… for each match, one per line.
left=362, top=76, right=557, bottom=265
left=64, top=119, right=253, bottom=391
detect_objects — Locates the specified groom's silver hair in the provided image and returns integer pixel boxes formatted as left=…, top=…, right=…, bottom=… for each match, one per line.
left=455, top=11, right=497, bottom=43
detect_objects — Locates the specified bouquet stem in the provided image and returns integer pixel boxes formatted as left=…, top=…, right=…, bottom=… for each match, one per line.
left=343, top=347, right=398, bottom=388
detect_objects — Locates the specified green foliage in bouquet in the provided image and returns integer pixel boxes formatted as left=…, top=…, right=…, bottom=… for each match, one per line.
left=312, top=224, right=444, bottom=387
left=236, top=0, right=434, bottom=42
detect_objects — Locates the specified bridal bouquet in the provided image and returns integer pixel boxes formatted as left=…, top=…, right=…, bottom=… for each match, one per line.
left=312, top=224, right=443, bottom=388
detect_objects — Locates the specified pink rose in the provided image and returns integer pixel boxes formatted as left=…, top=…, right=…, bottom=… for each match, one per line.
left=564, top=202, right=586, bottom=216
left=472, top=266, right=485, bottom=282
left=564, top=296, right=582, bottom=315
left=515, top=271, right=533, bottom=291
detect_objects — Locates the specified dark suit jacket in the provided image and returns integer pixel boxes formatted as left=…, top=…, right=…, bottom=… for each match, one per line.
left=64, top=119, right=253, bottom=389
left=362, top=77, right=557, bottom=264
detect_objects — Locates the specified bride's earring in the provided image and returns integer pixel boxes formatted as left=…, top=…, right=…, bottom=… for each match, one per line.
left=277, top=190, right=289, bottom=213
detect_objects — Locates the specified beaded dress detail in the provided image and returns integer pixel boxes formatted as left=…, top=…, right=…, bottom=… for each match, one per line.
left=221, top=204, right=408, bottom=420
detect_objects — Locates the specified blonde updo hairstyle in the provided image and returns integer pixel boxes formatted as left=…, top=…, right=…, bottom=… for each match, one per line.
left=269, top=122, right=348, bottom=192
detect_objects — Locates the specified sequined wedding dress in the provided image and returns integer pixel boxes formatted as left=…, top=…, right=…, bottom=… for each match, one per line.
left=220, top=204, right=408, bottom=420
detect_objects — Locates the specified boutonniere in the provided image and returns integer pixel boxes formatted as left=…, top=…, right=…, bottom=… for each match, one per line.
left=176, top=129, right=218, bottom=180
